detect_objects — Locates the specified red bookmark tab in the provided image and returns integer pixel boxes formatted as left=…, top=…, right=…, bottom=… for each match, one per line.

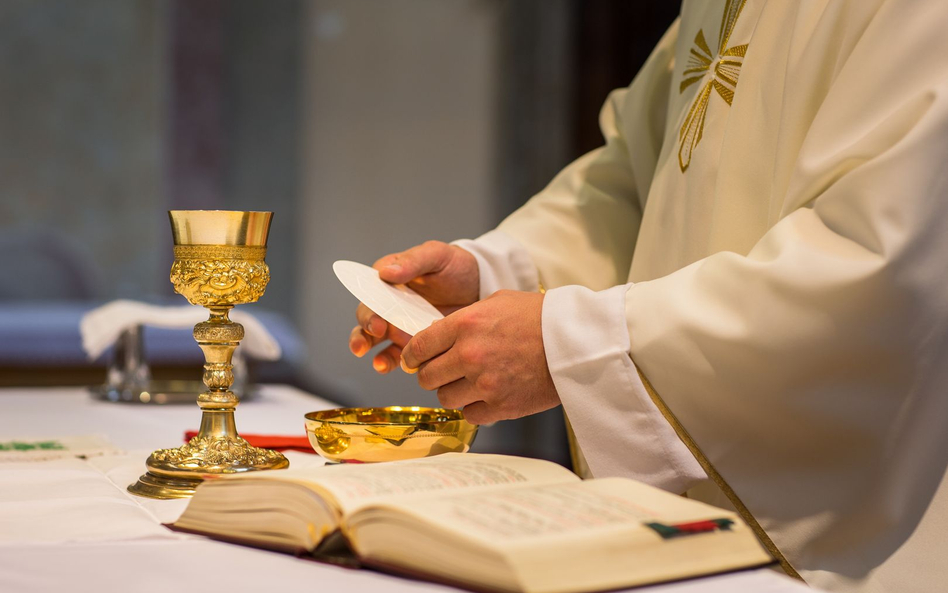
left=183, top=431, right=316, bottom=454
left=676, top=520, right=730, bottom=533
left=645, top=518, right=734, bottom=539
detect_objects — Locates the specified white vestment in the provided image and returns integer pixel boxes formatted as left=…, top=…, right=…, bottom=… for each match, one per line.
left=456, top=0, right=948, bottom=591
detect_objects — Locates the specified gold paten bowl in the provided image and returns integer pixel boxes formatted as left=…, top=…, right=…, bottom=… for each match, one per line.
left=304, top=406, right=478, bottom=463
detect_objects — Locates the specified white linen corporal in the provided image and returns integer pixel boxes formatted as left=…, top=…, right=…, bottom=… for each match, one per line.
left=458, top=0, right=948, bottom=591
left=80, top=299, right=282, bottom=361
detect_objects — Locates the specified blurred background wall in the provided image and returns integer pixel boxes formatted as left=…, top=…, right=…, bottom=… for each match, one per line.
left=0, top=0, right=678, bottom=465
left=0, top=0, right=166, bottom=300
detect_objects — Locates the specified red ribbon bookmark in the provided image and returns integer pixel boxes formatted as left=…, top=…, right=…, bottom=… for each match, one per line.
left=183, top=431, right=316, bottom=454
left=645, top=518, right=734, bottom=539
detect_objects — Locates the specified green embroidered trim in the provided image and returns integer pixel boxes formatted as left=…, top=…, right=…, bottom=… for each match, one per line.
left=0, top=440, right=66, bottom=451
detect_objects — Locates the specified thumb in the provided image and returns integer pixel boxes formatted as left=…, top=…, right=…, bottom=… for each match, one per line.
left=374, top=241, right=452, bottom=284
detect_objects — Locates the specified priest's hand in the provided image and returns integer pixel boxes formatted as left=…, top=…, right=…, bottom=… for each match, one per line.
left=400, top=290, right=559, bottom=425
left=348, top=241, right=480, bottom=373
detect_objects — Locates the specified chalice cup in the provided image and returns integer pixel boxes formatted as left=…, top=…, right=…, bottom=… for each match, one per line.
left=128, top=210, right=289, bottom=499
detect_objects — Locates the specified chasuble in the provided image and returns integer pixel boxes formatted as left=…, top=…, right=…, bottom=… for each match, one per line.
left=456, top=0, right=948, bottom=590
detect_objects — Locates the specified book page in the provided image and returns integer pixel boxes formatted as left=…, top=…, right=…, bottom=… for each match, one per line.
left=260, top=453, right=578, bottom=514
left=449, top=481, right=660, bottom=538
left=349, top=478, right=772, bottom=593
left=362, top=477, right=739, bottom=544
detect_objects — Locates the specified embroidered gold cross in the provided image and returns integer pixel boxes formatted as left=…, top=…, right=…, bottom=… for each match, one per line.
left=678, top=0, right=749, bottom=173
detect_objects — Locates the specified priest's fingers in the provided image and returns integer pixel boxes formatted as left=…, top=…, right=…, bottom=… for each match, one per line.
left=349, top=323, right=409, bottom=355
left=435, top=304, right=466, bottom=317
left=372, top=343, right=403, bottom=374
left=356, top=303, right=387, bottom=338
left=436, top=378, right=480, bottom=410
left=460, top=401, right=496, bottom=425
left=350, top=306, right=386, bottom=357
left=348, top=326, right=374, bottom=358
left=401, top=318, right=457, bottom=369
left=416, top=349, right=465, bottom=391
left=387, top=325, right=412, bottom=348
left=373, top=241, right=452, bottom=285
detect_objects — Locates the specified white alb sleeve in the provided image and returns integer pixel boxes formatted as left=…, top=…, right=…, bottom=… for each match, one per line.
left=455, top=230, right=706, bottom=492
left=452, top=230, right=540, bottom=299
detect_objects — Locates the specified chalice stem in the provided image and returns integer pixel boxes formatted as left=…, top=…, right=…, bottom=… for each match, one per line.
left=195, top=307, right=242, bottom=408
left=197, top=409, right=238, bottom=440
left=194, top=306, right=242, bottom=442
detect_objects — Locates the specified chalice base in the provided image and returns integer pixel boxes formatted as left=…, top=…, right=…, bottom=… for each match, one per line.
left=127, top=471, right=203, bottom=499
left=128, top=410, right=289, bottom=500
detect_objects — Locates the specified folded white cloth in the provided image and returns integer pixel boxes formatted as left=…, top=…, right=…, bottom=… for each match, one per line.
left=80, top=299, right=281, bottom=361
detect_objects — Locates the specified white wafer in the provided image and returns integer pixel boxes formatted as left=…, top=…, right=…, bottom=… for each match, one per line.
left=333, top=260, right=444, bottom=336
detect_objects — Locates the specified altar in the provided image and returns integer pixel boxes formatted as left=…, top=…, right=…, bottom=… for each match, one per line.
left=0, top=385, right=811, bottom=593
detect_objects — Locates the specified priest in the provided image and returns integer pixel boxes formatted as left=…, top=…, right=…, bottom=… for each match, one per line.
left=348, top=0, right=948, bottom=590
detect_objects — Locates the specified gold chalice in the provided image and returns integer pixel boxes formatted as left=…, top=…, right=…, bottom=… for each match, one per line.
left=128, top=211, right=289, bottom=499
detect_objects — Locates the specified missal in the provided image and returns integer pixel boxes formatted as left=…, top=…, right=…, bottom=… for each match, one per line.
left=172, top=453, right=773, bottom=593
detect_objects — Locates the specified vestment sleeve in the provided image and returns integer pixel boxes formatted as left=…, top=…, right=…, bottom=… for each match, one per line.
left=458, top=20, right=706, bottom=491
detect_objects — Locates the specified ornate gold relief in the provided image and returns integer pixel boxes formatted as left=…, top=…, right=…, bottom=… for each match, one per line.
left=678, top=0, right=749, bottom=173
left=150, top=434, right=287, bottom=469
left=193, top=321, right=245, bottom=343
left=173, top=244, right=266, bottom=261
left=170, top=249, right=270, bottom=307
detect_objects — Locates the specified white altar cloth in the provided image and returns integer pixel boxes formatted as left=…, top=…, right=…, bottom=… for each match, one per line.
left=0, top=386, right=812, bottom=593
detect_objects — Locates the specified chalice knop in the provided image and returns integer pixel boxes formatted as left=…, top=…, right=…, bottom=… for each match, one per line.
left=128, top=211, right=289, bottom=499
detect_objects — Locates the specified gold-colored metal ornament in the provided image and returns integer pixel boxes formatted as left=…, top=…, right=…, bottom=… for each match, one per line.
left=128, top=211, right=289, bottom=499
left=304, top=406, right=478, bottom=464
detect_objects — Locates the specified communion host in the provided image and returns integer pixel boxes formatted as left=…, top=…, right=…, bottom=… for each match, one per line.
left=348, top=1, right=948, bottom=590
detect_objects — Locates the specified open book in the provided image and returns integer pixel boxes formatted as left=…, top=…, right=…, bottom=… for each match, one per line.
left=172, top=453, right=772, bottom=593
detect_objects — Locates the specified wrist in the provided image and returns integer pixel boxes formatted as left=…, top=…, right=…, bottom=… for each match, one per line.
left=447, top=244, right=481, bottom=305
left=451, top=230, right=540, bottom=299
